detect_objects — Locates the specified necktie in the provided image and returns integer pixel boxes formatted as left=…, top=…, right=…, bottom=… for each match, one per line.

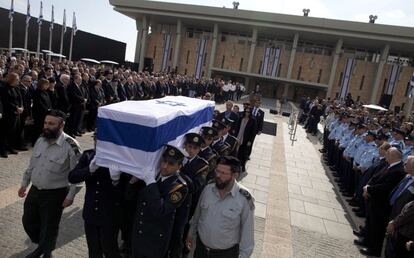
left=390, top=176, right=412, bottom=205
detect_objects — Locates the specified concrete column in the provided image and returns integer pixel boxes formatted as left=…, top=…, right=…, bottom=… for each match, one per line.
left=282, top=32, right=299, bottom=98
left=247, top=28, right=258, bottom=74
left=172, top=19, right=182, bottom=69
left=326, top=38, right=343, bottom=98
left=138, top=16, right=148, bottom=72
left=134, top=20, right=143, bottom=63
left=369, top=44, right=390, bottom=104
left=207, top=23, right=218, bottom=78
left=404, top=97, right=414, bottom=117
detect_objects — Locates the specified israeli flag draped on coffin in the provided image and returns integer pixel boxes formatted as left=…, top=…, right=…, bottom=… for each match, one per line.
left=95, top=96, right=214, bottom=178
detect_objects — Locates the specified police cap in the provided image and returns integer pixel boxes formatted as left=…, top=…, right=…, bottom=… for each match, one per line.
left=162, top=145, right=185, bottom=164
left=200, top=126, right=217, bottom=137
left=184, top=133, right=205, bottom=147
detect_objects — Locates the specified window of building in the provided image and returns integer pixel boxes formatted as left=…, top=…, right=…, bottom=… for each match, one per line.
left=186, top=50, right=190, bottom=64
left=382, top=78, right=388, bottom=93
left=221, top=55, right=225, bottom=69
left=153, top=46, right=157, bottom=59
left=359, top=75, right=365, bottom=90
left=338, top=72, right=343, bottom=87
left=297, top=66, right=302, bottom=80
left=405, top=81, right=411, bottom=96
left=239, top=58, right=244, bottom=71
left=169, top=48, right=173, bottom=61
left=187, top=32, right=194, bottom=38
left=221, top=35, right=226, bottom=42
left=258, top=61, right=262, bottom=73
left=203, top=53, right=207, bottom=66
left=184, top=68, right=187, bottom=75
left=317, top=69, right=322, bottom=83
left=357, top=96, right=360, bottom=101
left=277, top=64, right=282, bottom=77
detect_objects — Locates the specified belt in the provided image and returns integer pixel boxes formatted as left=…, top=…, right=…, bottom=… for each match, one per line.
left=32, top=185, right=68, bottom=192
left=197, top=236, right=238, bottom=254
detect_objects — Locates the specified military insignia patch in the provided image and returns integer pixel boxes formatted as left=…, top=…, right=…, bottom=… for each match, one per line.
left=170, top=191, right=182, bottom=203
left=194, top=137, right=199, bottom=143
left=208, top=129, right=213, bottom=134
left=169, top=149, right=176, bottom=156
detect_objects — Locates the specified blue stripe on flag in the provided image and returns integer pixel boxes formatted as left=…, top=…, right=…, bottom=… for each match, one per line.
left=96, top=106, right=214, bottom=152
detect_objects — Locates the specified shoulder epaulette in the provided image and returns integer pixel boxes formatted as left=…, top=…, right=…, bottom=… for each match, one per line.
left=239, top=188, right=255, bottom=210
left=176, top=173, right=187, bottom=186
left=169, top=183, right=184, bottom=194
left=65, top=137, right=81, bottom=155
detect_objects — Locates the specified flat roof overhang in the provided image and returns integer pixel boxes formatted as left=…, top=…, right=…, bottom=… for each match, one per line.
left=110, top=0, right=414, bottom=55
left=211, top=67, right=328, bottom=90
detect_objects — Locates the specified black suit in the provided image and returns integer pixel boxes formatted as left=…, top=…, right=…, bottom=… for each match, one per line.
left=132, top=174, right=188, bottom=258
left=18, top=84, right=32, bottom=147
left=32, top=89, right=52, bottom=143
left=87, top=86, right=105, bottom=131
left=252, top=107, right=264, bottom=134
left=2, top=84, right=24, bottom=150
left=385, top=179, right=414, bottom=258
left=220, top=111, right=239, bottom=136
left=365, top=162, right=406, bottom=255
left=237, top=117, right=257, bottom=169
left=68, top=150, right=122, bottom=258
left=199, top=146, right=218, bottom=183
left=223, top=133, right=238, bottom=157
left=55, top=82, right=70, bottom=113
left=67, top=83, right=86, bottom=135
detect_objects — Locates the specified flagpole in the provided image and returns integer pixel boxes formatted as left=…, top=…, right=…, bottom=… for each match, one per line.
left=36, top=2, right=43, bottom=58
left=24, top=0, right=30, bottom=59
left=48, top=5, right=54, bottom=63
left=59, top=9, right=66, bottom=62
left=8, top=0, right=14, bottom=57
left=69, top=26, right=74, bottom=61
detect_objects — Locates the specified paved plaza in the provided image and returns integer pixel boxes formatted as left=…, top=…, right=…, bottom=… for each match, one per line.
left=0, top=100, right=367, bottom=257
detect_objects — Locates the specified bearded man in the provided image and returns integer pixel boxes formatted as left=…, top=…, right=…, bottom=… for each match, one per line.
left=18, top=109, right=82, bottom=258
left=186, top=156, right=255, bottom=258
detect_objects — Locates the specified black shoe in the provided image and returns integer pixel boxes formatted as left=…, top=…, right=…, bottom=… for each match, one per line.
left=16, top=146, right=28, bottom=151
left=352, top=207, right=362, bottom=213
left=359, top=248, right=381, bottom=257
left=319, top=149, right=326, bottom=153
left=349, top=201, right=360, bottom=207
left=8, top=149, right=18, bottom=155
left=354, top=238, right=367, bottom=247
left=353, top=230, right=364, bottom=238
left=75, top=132, right=82, bottom=137
left=355, top=211, right=366, bottom=218
left=343, top=192, right=354, bottom=197
left=0, top=152, right=8, bottom=158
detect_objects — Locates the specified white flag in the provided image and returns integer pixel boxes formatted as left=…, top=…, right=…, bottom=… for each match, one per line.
left=9, top=0, right=14, bottom=21
left=63, top=9, right=66, bottom=33
left=49, top=5, right=54, bottom=31
left=37, top=1, right=43, bottom=25
left=72, top=12, right=77, bottom=36
left=26, top=0, right=31, bottom=24
left=409, top=72, right=414, bottom=98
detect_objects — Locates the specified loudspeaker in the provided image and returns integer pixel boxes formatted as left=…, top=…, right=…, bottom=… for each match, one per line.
left=282, top=112, right=291, bottom=117
left=270, top=109, right=278, bottom=114
left=379, top=94, right=393, bottom=109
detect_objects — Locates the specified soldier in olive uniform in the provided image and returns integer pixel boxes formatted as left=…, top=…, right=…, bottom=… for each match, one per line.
left=132, top=145, right=189, bottom=258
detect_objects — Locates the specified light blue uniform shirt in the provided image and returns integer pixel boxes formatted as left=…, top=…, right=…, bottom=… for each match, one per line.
left=343, top=134, right=364, bottom=158
left=402, top=145, right=414, bottom=161
left=358, top=142, right=379, bottom=171
left=353, top=140, right=373, bottom=166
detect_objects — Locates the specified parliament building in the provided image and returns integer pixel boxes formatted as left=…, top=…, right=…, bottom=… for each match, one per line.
left=110, top=0, right=414, bottom=111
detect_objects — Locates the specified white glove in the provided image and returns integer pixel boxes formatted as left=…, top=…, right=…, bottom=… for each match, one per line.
left=109, top=164, right=121, bottom=182
left=89, top=157, right=99, bottom=173
left=141, top=172, right=155, bottom=185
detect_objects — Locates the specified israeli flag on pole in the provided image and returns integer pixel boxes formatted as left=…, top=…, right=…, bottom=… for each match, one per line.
left=95, top=96, right=214, bottom=179
left=409, top=72, right=414, bottom=98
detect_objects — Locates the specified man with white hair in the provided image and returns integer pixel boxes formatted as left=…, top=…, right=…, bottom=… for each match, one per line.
left=56, top=74, right=71, bottom=114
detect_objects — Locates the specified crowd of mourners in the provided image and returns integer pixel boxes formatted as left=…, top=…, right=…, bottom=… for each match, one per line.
left=300, top=95, right=414, bottom=258
left=0, top=54, right=247, bottom=158
left=0, top=54, right=268, bottom=258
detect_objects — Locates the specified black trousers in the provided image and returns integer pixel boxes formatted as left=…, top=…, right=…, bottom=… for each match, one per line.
left=385, top=233, right=412, bottom=258
left=194, top=237, right=239, bottom=258
left=23, top=186, right=67, bottom=257
left=84, top=222, right=121, bottom=258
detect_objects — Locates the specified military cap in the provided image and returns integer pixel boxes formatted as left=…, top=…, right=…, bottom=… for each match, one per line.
left=405, top=134, right=414, bottom=142
left=200, top=126, right=217, bottom=137
left=212, top=120, right=226, bottom=130
left=221, top=117, right=234, bottom=126
left=393, top=127, right=406, bottom=136
left=366, top=131, right=377, bottom=139
left=184, top=133, right=205, bottom=147
left=162, top=145, right=185, bottom=164
left=46, top=109, right=67, bottom=121
left=217, top=156, right=242, bottom=173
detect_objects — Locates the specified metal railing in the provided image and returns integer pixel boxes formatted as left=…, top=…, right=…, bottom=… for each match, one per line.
left=288, top=109, right=299, bottom=146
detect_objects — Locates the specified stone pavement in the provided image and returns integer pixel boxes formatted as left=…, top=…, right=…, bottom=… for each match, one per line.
left=0, top=100, right=366, bottom=257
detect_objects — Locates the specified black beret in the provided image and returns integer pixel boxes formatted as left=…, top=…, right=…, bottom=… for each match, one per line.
left=217, top=156, right=241, bottom=173
left=212, top=120, right=226, bottom=130
left=162, top=145, right=184, bottom=164
left=46, top=109, right=67, bottom=121
left=200, top=126, right=217, bottom=137
left=393, top=127, right=406, bottom=136
left=184, top=133, right=204, bottom=147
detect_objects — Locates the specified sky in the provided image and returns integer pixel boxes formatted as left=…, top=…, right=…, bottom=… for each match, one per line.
left=1, top=0, right=414, bottom=61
